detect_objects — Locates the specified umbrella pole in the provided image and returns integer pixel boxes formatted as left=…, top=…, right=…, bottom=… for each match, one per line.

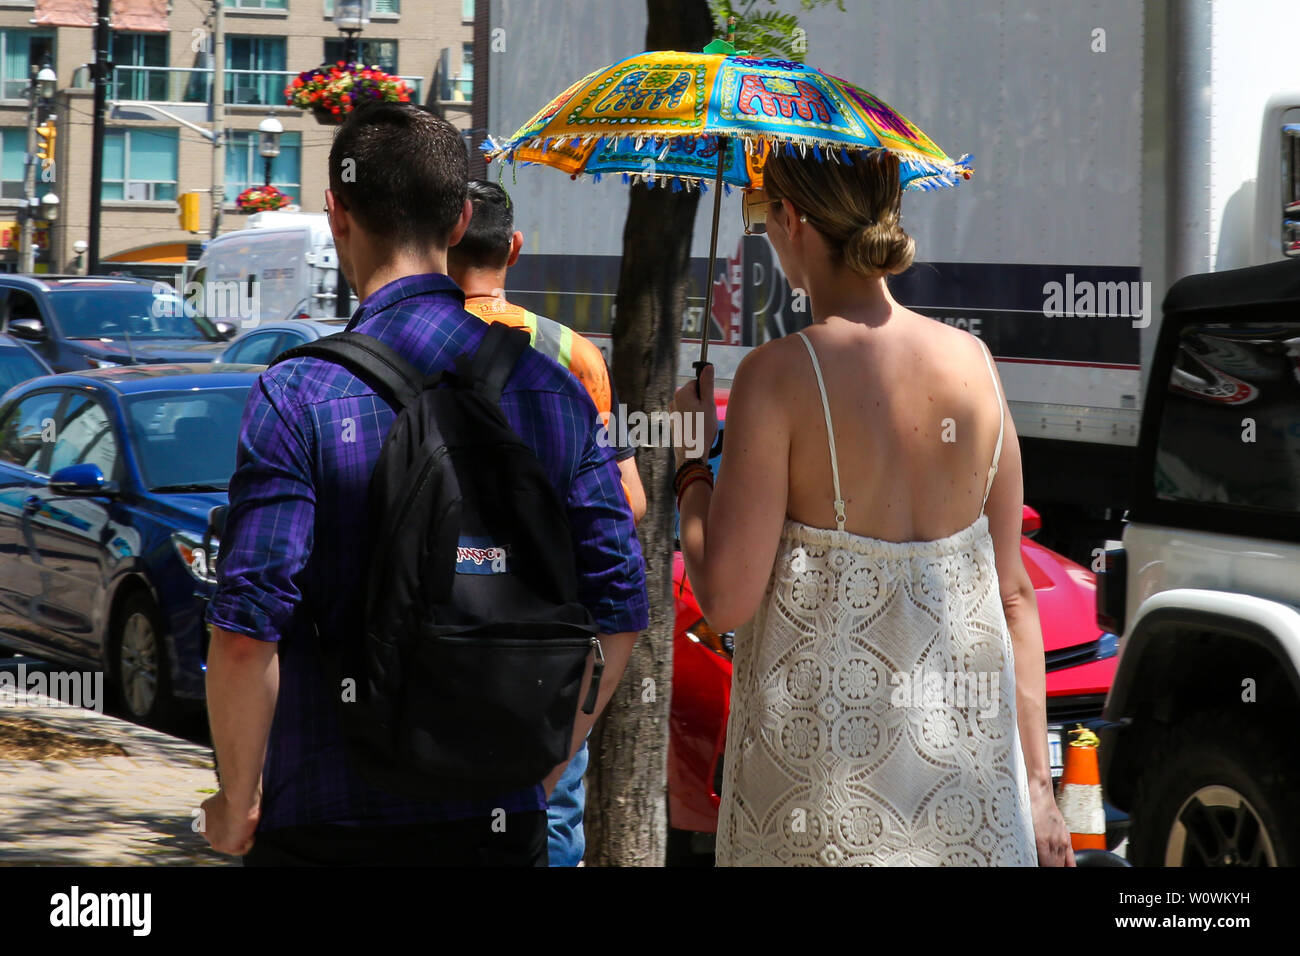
left=694, top=136, right=728, bottom=383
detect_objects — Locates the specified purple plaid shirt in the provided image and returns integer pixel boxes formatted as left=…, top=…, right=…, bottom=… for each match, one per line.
left=207, top=272, right=648, bottom=831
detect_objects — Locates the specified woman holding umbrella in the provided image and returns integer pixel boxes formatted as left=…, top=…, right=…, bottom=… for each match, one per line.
left=670, top=147, right=1075, bottom=867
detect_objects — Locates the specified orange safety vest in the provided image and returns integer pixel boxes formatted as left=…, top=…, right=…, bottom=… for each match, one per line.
left=463, top=296, right=612, bottom=418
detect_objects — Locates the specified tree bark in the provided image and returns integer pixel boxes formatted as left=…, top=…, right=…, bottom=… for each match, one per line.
left=583, top=0, right=715, bottom=867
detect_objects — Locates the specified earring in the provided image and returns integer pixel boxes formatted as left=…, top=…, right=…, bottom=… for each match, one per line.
left=799, top=215, right=808, bottom=223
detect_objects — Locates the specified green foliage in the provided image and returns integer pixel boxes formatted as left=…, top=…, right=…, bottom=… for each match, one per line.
left=708, top=0, right=846, bottom=60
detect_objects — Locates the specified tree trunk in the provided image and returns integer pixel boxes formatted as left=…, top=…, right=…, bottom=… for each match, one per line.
left=583, top=0, right=715, bottom=867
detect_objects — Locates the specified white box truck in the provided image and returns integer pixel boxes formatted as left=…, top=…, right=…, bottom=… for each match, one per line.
left=484, top=0, right=1300, bottom=562
left=191, top=211, right=353, bottom=327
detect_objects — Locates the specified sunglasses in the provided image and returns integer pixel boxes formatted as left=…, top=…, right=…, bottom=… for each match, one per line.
left=743, top=189, right=782, bottom=235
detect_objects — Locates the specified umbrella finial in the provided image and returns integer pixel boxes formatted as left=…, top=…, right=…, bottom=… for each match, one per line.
left=704, top=13, right=741, bottom=55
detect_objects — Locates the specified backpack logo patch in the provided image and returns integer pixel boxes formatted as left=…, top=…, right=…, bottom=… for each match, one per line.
left=455, top=536, right=509, bottom=574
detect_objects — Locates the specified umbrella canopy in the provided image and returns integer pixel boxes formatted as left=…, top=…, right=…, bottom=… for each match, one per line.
left=484, top=51, right=973, bottom=192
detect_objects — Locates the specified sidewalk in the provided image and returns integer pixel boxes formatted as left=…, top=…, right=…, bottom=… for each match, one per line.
left=0, top=667, right=234, bottom=866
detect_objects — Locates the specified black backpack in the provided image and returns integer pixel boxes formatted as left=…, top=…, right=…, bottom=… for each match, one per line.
left=270, top=322, right=602, bottom=799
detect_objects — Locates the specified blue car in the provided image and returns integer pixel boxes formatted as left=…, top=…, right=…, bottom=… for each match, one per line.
left=0, top=363, right=260, bottom=722
left=218, top=318, right=347, bottom=364
left=0, top=275, right=233, bottom=373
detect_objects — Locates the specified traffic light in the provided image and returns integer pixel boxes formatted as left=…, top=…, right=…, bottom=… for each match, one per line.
left=35, top=121, right=55, bottom=173
left=178, top=191, right=201, bottom=233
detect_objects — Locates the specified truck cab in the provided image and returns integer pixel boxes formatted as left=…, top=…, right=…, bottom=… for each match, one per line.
left=190, top=212, right=350, bottom=328
left=1097, top=259, right=1300, bottom=866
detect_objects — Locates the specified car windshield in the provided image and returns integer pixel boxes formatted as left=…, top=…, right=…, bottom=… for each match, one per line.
left=0, top=346, right=47, bottom=391
left=122, top=387, right=250, bottom=491
left=50, top=288, right=219, bottom=342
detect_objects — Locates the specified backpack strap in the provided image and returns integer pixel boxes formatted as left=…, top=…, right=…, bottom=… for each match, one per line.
left=461, top=321, right=532, bottom=402
left=271, top=332, right=424, bottom=412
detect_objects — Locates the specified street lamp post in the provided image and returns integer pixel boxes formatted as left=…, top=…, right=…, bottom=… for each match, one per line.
left=21, top=59, right=57, bottom=273
left=334, top=0, right=371, bottom=64
left=258, top=114, right=283, bottom=187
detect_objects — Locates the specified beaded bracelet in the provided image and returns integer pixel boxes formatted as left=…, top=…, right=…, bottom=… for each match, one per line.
left=676, top=472, right=714, bottom=505
left=673, top=459, right=712, bottom=496
left=674, top=459, right=714, bottom=509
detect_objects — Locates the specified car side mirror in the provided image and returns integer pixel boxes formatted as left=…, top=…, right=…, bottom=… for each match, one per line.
left=8, top=318, right=46, bottom=342
left=214, top=321, right=238, bottom=340
left=48, top=463, right=115, bottom=497
left=1021, top=504, right=1042, bottom=537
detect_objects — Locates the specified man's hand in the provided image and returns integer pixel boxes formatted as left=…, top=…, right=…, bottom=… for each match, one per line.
left=1030, top=780, right=1076, bottom=866
left=201, top=788, right=261, bottom=856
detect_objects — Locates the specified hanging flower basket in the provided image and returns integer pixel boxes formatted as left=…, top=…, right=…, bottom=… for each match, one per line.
left=236, top=185, right=293, bottom=212
left=285, top=61, right=413, bottom=124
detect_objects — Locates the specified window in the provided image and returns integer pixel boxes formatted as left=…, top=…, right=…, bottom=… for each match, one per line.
left=1154, top=322, right=1300, bottom=514
left=323, top=38, right=397, bottom=72
left=0, top=390, right=61, bottom=473
left=463, top=0, right=475, bottom=21
left=8, top=291, right=43, bottom=326
left=103, top=128, right=178, bottom=201
left=49, top=395, right=118, bottom=480
left=449, top=43, right=473, bottom=100
left=226, top=36, right=286, bottom=106
left=0, top=128, right=27, bottom=199
left=0, top=30, right=55, bottom=101
left=111, top=32, right=168, bottom=101
left=225, top=130, right=301, bottom=202
left=0, top=346, right=46, bottom=392
left=225, top=331, right=286, bottom=365
left=324, top=0, right=399, bottom=15
left=124, top=388, right=250, bottom=491
left=225, top=0, right=287, bottom=8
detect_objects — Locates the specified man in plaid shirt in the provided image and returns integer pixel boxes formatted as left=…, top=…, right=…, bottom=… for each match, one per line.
left=201, top=103, right=647, bottom=865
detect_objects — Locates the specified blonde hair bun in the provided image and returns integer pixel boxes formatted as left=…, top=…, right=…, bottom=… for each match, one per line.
left=845, top=218, right=915, bottom=278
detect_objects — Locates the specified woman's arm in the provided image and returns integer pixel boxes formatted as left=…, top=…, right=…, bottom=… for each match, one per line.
left=672, top=350, right=791, bottom=633
left=981, top=345, right=1075, bottom=867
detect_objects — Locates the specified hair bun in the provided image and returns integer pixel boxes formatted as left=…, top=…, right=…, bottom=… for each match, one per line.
left=844, top=218, right=914, bottom=278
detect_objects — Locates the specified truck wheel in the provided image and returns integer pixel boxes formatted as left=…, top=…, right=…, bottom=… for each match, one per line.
left=113, top=593, right=177, bottom=727
left=1128, top=711, right=1300, bottom=866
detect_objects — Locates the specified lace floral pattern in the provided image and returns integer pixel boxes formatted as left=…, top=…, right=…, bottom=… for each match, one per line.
left=715, top=515, right=1038, bottom=867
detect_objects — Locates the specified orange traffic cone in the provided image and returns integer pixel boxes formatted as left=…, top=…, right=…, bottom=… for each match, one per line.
left=1056, top=724, right=1106, bottom=851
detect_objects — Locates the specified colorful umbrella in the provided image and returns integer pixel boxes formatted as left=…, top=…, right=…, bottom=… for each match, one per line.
left=484, top=41, right=972, bottom=369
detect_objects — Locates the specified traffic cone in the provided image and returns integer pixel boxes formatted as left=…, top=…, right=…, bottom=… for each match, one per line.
left=1056, top=724, right=1106, bottom=851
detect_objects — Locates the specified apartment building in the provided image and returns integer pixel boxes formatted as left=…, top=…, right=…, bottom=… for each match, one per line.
left=0, top=0, right=476, bottom=275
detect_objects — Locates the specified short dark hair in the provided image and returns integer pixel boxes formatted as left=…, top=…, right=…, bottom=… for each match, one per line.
left=448, top=180, right=516, bottom=271
left=328, top=102, right=468, bottom=250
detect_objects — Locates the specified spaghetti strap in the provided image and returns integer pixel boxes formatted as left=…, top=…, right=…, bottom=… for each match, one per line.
left=796, top=331, right=846, bottom=531
left=978, top=340, right=1005, bottom=515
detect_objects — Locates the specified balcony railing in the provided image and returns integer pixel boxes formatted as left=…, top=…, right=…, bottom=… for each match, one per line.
left=96, top=65, right=424, bottom=107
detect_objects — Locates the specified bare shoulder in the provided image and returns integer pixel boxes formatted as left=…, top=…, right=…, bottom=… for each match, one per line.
left=732, top=334, right=807, bottom=390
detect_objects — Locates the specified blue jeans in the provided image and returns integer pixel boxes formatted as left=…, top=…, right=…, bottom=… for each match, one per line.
left=547, top=740, right=588, bottom=866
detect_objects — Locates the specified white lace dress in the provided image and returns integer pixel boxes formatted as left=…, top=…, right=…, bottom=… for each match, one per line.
left=714, top=333, right=1039, bottom=867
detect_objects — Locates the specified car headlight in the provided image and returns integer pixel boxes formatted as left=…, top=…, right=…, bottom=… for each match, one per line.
left=172, top=531, right=218, bottom=585
left=686, top=618, right=734, bottom=660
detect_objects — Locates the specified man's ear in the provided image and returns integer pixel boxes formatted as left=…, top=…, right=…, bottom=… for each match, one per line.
left=446, top=197, right=474, bottom=248
left=326, top=189, right=349, bottom=243
left=507, top=231, right=524, bottom=268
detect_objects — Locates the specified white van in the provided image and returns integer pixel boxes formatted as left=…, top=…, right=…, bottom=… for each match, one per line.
left=190, top=212, right=354, bottom=327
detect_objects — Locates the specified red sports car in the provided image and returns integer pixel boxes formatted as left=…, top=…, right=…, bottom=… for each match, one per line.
left=667, top=401, right=1120, bottom=859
